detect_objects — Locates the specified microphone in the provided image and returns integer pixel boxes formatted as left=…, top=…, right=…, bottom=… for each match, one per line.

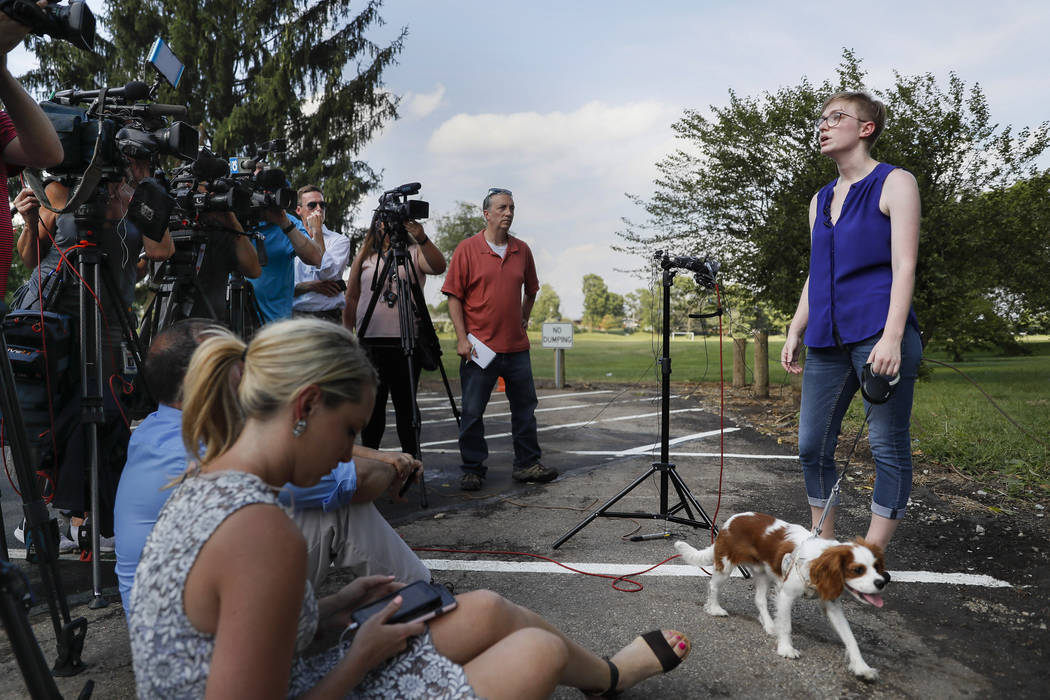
left=139, top=104, right=189, bottom=119
left=629, top=532, right=672, bottom=542
left=192, top=153, right=230, bottom=181
left=53, top=80, right=150, bottom=103
left=386, top=182, right=421, bottom=196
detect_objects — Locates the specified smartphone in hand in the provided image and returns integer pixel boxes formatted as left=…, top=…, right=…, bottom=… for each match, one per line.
left=347, top=580, right=456, bottom=631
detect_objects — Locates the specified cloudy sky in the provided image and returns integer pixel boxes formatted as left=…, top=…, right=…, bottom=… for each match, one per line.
left=11, top=1, right=1049, bottom=316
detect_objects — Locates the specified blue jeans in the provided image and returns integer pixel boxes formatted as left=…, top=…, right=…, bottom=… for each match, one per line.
left=458, top=350, right=541, bottom=476
left=798, top=326, right=922, bottom=519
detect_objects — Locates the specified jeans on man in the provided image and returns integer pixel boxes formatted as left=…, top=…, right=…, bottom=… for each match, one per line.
left=798, top=326, right=922, bottom=520
left=458, top=350, right=541, bottom=476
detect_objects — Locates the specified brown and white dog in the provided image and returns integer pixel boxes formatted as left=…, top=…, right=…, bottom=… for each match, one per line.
left=675, top=511, right=889, bottom=680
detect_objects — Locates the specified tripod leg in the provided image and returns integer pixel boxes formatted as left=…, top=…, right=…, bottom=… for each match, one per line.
left=552, top=466, right=663, bottom=549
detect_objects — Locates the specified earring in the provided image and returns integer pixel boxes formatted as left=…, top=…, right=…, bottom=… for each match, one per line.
left=292, top=418, right=307, bottom=438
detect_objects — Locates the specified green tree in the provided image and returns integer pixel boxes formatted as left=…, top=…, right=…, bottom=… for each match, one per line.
left=529, top=283, right=561, bottom=328
left=581, top=274, right=624, bottom=330
left=619, top=49, right=1050, bottom=355
left=625, top=286, right=659, bottom=332
left=581, top=273, right=609, bottom=328
left=21, top=0, right=405, bottom=233
left=432, top=200, right=485, bottom=258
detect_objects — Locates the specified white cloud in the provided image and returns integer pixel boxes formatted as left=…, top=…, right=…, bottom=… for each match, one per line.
left=427, top=100, right=677, bottom=160
left=402, top=83, right=446, bottom=120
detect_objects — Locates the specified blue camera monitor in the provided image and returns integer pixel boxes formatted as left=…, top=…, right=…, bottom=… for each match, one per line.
left=147, top=37, right=184, bottom=88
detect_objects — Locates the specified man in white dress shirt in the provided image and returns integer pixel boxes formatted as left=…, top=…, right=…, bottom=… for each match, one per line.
left=292, top=184, right=352, bottom=322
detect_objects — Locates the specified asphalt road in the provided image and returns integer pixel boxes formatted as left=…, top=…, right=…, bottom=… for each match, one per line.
left=2, top=383, right=1047, bottom=698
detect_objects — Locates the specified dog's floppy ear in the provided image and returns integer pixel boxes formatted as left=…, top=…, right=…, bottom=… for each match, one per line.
left=810, top=546, right=850, bottom=600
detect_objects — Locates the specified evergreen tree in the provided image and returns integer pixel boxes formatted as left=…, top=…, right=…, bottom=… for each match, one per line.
left=20, top=0, right=406, bottom=233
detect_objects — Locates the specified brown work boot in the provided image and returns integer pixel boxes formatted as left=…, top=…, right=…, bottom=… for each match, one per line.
left=511, top=463, right=558, bottom=483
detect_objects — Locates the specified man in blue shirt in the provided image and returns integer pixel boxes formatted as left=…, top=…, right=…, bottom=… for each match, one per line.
left=114, top=319, right=429, bottom=611
left=252, top=206, right=325, bottom=323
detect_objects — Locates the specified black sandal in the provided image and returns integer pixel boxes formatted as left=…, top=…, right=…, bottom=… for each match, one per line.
left=589, top=631, right=686, bottom=697
left=596, top=657, right=620, bottom=698
left=640, top=630, right=686, bottom=672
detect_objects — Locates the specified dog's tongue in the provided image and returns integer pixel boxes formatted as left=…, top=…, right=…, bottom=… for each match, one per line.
left=862, top=593, right=884, bottom=608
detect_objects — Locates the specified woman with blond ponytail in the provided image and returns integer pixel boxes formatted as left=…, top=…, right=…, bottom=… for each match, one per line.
left=128, top=318, right=691, bottom=699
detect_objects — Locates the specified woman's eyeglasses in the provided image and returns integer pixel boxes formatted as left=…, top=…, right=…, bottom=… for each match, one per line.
left=814, top=111, right=866, bottom=130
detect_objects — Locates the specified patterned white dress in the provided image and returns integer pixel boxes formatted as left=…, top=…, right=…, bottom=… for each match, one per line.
left=128, top=470, right=479, bottom=698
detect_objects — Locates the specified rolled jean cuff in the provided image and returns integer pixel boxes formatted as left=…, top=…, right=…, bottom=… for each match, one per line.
left=807, top=494, right=841, bottom=510
left=871, top=500, right=907, bottom=520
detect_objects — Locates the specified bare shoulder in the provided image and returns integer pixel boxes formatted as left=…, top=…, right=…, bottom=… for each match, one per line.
left=884, top=167, right=919, bottom=196
left=881, top=167, right=920, bottom=215
left=201, top=503, right=305, bottom=576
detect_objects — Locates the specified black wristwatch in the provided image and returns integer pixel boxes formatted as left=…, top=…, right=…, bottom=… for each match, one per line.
left=281, top=221, right=296, bottom=234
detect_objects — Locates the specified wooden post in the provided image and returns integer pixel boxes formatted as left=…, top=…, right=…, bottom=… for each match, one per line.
left=753, top=330, right=769, bottom=398
left=733, top=336, right=747, bottom=387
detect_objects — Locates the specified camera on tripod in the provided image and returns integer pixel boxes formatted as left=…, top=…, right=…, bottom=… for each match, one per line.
left=658, top=250, right=720, bottom=290
left=167, top=150, right=252, bottom=229
left=376, top=182, right=429, bottom=247
left=0, top=0, right=95, bottom=51
left=226, top=139, right=297, bottom=215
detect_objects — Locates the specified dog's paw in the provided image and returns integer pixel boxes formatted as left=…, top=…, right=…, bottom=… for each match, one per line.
left=762, top=620, right=776, bottom=635
left=849, top=661, right=878, bottom=682
left=777, top=642, right=800, bottom=659
left=704, top=603, right=729, bottom=617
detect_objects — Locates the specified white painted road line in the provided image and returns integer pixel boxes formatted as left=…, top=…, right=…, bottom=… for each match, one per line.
left=421, top=394, right=674, bottom=423
left=568, top=451, right=797, bottom=460
left=418, top=559, right=1013, bottom=588
left=610, top=428, right=738, bottom=455
left=420, top=409, right=706, bottom=448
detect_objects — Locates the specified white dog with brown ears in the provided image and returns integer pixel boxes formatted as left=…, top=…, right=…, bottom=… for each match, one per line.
left=674, top=511, right=889, bottom=680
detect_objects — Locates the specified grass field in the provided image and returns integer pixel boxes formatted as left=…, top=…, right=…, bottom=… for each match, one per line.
left=428, top=331, right=1050, bottom=497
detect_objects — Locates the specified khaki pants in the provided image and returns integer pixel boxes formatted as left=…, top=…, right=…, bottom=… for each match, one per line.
left=292, top=502, right=431, bottom=589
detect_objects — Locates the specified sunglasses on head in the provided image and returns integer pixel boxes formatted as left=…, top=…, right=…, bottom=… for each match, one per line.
left=305, top=201, right=327, bottom=210
left=486, top=187, right=512, bottom=196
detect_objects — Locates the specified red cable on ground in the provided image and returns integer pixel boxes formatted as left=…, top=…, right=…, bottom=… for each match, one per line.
left=412, top=546, right=684, bottom=593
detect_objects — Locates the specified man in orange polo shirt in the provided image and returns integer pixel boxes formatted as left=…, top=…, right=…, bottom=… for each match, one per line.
left=441, top=188, right=557, bottom=491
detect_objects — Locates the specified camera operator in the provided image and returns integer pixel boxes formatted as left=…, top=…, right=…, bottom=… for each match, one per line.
left=249, top=165, right=323, bottom=323
left=0, top=1, right=64, bottom=297
left=344, top=212, right=445, bottom=457
left=11, top=153, right=174, bottom=548
left=291, top=184, right=350, bottom=323
left=170, top=205, right=262, bottom=320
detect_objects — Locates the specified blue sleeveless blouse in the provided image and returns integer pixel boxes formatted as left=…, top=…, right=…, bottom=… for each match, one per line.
left=805, top=162, right=918, bottom=348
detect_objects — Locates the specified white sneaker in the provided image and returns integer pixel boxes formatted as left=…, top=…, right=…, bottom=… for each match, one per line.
left=99, top=535, right=115, bottom=553
left=58, top=534, right=77, bottom=553
left=14, top=518, right=26, bottom=544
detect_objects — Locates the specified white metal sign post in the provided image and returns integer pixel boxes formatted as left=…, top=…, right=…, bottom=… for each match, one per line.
left=541, top=323, right=573, bottom=388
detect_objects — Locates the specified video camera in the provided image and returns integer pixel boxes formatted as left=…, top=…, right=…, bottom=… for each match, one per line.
left=167, top=141, right=296, bottom=238
left=658, top=251, right=720, bottom=289
left=43, top=80, right=196, bottom=180
left=375, top=182, right=429, bottom=248
left=229, top=139, right=297, bottom=214
left=0, top=0, right=95, bottom=51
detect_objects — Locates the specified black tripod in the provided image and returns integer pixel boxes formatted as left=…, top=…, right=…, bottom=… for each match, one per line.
left=553, top=253, right=745, bottom=578
left=139, top=227, right=264, bottom=345
left=357, top=227, right=461, bottom=508
left=70, top=200, right=155, bottom=609
left=1, top=303, right=90, bottom=684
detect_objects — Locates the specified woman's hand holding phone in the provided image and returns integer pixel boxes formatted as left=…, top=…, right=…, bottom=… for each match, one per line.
left=343, top=595, right=427, bottom=676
